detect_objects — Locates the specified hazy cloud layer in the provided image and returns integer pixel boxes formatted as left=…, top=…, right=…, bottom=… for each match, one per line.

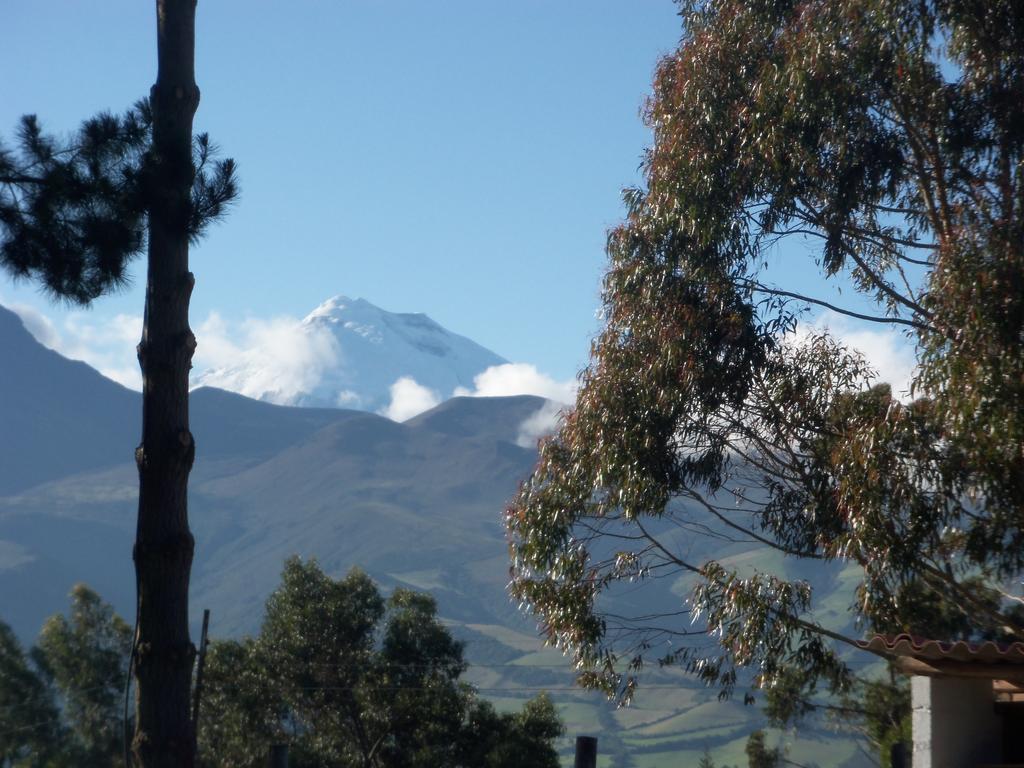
left=515, top=399, right=566, bottom=448
left=8, top=304, right=345, bottom=401
left=10, top=299, right=915, bottom=425
left=10, top=302, right=144, bottom=389
left=194, top=313, right=340, bottom=405
left=454, top=363, right=576, bottom=404
left=451, top=363, right=576, bottom=446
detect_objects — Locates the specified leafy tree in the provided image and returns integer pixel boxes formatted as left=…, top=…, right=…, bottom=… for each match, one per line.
left=33, top=585, right=132, bottom=767
left=745, top=732, right=780, bottom=768
left=0, top=622, right=61, bottom=767
left=456, top=694, right=563, bottom=768
left=507, top=0, right=1024, bottom=709
left=0, top=573, right=561, bottom=768
left=198, top=557, right=562, bottom=768
left=0, top=586, right=138, bottom=767
left=191, top=637, right=275, bottom=768
left=374, top=589, right=469, bottom=767
left=0, top=2, right=236, bottom=764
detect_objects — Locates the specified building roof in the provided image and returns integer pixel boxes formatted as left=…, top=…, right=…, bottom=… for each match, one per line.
left=858, top=633, right=1024, bottom=681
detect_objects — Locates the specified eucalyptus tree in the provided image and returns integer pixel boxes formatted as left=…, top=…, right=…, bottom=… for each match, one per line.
left=35, top=585, right=133, bottom=767
left=0, top=623, right=60, bottom=767
left=507, top=0, right=1024, bottom=706
left=198, top=558, right=563, bottom=768
left=0, top=1, right=236, bottom=764
left=0, top=587, right=136, bottom=767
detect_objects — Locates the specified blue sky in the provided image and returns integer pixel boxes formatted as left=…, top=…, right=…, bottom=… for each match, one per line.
left=3, top=2, right=915, bottom=402
left=2, top=1, right=685, bottom=383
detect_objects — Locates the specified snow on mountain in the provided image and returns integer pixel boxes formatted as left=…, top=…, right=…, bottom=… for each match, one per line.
left=195, top=296, right=508, bottom=413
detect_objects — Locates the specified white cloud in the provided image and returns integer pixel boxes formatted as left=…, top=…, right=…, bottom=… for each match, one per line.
left=454, top=363, right=576, bottom=404
left=194, top=314, right=340, bottom=405
left=5, top=301, right=582, bottom=433
left=192, top=311, right=242, bottom=370
left=834, top=327, right=916, bottom=398
left=380, top=377, right=441, bottom=422
left=6, top=303, right=346, bottom=400
left=515, top=400, right=566, bottom=448
left=452, top=363, right=576, bottom=449
left=336, top=390, right=360, bottom=407
left=8, top=302, right=61, bottom=348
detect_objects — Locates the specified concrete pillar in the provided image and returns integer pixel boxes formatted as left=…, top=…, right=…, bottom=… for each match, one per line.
left=912, top=676, right=1002, bottom=768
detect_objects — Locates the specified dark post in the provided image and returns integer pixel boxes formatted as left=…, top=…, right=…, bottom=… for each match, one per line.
left=890, top=741, right=907, bottom=768
left=268, top=744, right=289, bottom=768
left=574, top=736, right=597, bottom=768
left=191, top=609, right=211, bottom=728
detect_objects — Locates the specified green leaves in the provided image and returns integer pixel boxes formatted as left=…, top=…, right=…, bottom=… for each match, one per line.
left=34, top=584, right=131, bottom=765
left=0, top=621, right=61, bottom=767
left=198, top=558, right=563, bottom=768
left=0, top=100, right=237, bottom=305
left=507, top=0, right=1024, bottom=712
left=0, top=585, right=131, bottom=768
left=0, top=108, right=148, bottom=303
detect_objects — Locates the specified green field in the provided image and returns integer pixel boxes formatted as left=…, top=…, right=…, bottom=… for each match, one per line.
left=455, top=621, right=870, bottom=768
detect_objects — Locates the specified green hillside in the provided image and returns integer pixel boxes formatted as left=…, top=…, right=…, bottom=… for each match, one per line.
left=0, top=312, right=875, bottom=766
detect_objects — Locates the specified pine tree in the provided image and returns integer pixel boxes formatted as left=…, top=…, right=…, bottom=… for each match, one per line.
left=0, top=2, right=236, bottom=764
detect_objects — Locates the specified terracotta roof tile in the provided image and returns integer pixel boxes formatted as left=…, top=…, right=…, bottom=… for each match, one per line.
left=857, top=633, right=1024, bottom=665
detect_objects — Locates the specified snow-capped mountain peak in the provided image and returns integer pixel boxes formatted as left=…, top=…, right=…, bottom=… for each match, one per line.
left=195, top=296, right=507, bottom=412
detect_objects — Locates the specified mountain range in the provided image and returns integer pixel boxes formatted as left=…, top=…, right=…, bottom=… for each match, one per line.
left=0, top=302, right=870, bottom=767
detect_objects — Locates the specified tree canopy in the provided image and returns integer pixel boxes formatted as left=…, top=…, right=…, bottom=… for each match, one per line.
left=34, top=585, right=132, bottom=766
left=0, top=569, right=564, bottom=768
left=0, top=622, right=60, bottom=768
left=0, top=585, right=130, bottom=768
left=0, top=102, right=235, bottom=306
left=198, top=557, right=564, bottom=768
left=507, top=0, right=1024, bottom=705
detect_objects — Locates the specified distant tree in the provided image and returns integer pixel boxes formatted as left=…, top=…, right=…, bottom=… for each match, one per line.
left=0, top=586, right=137, bottom=767
left=744, top=732, right=780, bottom=768
left=762, top=661, right=910, bottom=766
left=190, top=637, right=275, bottom=768
left=457, top=694, right=563, bottom=768
left=0, top=2, right=236, bottom=764
left=373, top=588, right=470, bottom=767
left=34, top=585, right=132, bottom=767
left=507, top=0, right=1024, bottom=708
left=0, top=622, right=61, bottom=767
left=697, top=748, right=717, bottom=768
left=198, top=558, right=563, bottom=768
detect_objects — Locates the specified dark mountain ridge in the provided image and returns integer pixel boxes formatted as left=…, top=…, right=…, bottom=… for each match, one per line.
left=1, top=304, right=547, bottom=638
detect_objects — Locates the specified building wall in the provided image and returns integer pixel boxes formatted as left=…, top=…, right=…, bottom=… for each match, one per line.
left=912, top=676, right=1002, bottom=768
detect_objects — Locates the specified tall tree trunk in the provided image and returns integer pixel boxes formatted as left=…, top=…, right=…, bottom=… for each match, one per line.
left=132, top=1, right=199, bottom=765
